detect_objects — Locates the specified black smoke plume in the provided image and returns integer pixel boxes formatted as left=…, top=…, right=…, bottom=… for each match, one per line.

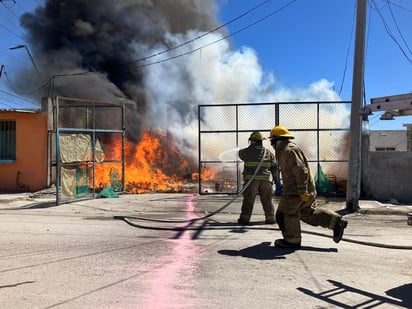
left=18, top=0, right=222, bottom=142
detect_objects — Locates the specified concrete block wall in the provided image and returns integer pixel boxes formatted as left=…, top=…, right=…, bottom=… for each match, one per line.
left=362, top=151, right=412, bottom=203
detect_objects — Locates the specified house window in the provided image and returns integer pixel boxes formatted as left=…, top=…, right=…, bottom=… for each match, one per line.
left=0, top=120, right=16, bottom=161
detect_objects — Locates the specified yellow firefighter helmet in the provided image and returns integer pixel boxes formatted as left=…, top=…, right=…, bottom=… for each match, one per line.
left=249, top=131, right=265, bottom=141
left=269, top=125, right=294, bottom=139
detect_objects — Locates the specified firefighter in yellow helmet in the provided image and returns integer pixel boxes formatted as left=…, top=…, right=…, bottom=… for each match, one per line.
left=237, top=131, right=277, bottom=225
left=269, top=125, right=347, bottom=248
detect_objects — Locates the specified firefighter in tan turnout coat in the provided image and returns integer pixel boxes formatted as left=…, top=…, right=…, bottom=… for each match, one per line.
left=269, top=125, right=348, bottom=248
left=238, top=132, right=277, bottom=225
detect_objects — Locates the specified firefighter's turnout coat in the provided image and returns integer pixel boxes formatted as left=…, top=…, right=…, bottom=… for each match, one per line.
left=275, top=139, right=341, bottom=245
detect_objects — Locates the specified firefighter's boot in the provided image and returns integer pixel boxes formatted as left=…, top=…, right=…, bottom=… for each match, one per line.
left=333, top=218, right=348, bottom=243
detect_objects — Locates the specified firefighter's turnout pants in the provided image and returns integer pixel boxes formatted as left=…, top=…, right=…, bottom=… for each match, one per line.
left=276, top=194, right=341, bottom=245
left=240, top=179, right=274, bottom=222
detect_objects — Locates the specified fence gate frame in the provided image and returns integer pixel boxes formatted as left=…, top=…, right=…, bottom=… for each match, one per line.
left=49, top=96, right=126, bottom=205
left=198, top=101, right=351, bottom=196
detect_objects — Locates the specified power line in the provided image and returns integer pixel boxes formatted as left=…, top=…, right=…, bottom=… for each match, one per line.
left=0, top=89, right=40, bottom=106
left=27, top=0, right=297, bottom=78
left=127, top=0, right=297, bottom=70
left=386, top=0, right=412, bottom=12
left=0, top=0, right=16, bottom=10
left=338, top=2, right=357, bottom=96
left=0, top=21, right=24, bottom=40
left=9, top=0, right=25, bottom=13
left=0, top=0, right=25, bottom=39
left=126, top=0, right=274, bottom=66
left=0, top=6, right=22, bottom=32
left=370, top=0, right=412, bottom=64
left=2, top=66, right=50, bottom=96
left=386, top=1, right=412, bottom=55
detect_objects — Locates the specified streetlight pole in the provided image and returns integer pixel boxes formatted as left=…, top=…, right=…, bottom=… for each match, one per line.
left=346, top=0, right=367, bottom=212
left=9, top=44, right=40, bottom=73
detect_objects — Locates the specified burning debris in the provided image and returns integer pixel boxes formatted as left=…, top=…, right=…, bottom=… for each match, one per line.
left=122, top=129, right=197, bottom=193
left=94, top=129, right=197, bottom=194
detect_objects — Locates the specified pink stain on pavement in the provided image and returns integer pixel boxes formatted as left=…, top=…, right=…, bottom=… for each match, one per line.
left=140, top=195, right=202, bottom=308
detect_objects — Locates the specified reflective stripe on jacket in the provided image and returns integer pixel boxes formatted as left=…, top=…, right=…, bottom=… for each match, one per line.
left=238, top=144, right=277, bottom=182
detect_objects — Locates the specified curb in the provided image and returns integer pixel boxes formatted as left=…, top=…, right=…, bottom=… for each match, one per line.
left=358, top=207, right=412, bottom=216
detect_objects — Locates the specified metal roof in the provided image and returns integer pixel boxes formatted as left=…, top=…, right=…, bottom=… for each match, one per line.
left=0, top=108, right=40, bottom=113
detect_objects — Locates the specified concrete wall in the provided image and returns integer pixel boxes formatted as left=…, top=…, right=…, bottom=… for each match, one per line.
left=362, top=150, right=412, bottom=203
left=0, top=111, right=48, bottom=192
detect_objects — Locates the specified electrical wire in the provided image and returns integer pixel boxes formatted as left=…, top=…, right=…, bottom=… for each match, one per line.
left=125, top=0, right=273, bottom=66
left=386, top=1, right=412, bottom=55
left=0, top=89, right=39, bottom=107
left=338, top=1, right=356, bottom=96
left=12, top=0, right=26, bottom=13
left=51, top=0, right=297, bottom=76
left=3, top=0, right=298, bottom=87
left=0, top=7, right=22, bottom=33
left=363, top=2, right=373, bottom=104
left=370, top=0, right=412, bottom=64
left=0, top=0, right=16, bottom=9
left=0, top=0, right=25, bottom=39
left=3, top=67, right=51, bottom=96
left=387, top=1, right=412, bottom=12
left=127, top=0, right=297, bottom=71
left=0, top=20, right=24, bottom=40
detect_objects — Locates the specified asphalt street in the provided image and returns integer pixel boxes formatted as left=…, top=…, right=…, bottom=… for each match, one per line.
left=0, top=192, right=411, bottom=308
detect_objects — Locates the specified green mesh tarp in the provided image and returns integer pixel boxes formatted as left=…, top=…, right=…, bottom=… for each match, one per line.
left=97, top=186, right=119, bottom=198
left=315, top=165, right=336, bottom=195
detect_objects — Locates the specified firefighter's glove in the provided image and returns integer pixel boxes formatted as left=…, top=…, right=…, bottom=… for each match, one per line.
left=299, top=193, right=312, bottom=202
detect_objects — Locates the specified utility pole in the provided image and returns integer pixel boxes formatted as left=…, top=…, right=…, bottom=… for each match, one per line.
left=346, top=0, right=367, bottom=212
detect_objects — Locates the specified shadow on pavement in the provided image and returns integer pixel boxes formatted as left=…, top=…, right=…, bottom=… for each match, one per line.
left=298, top=280, right=412, bottom=308
left=21, top=201, right=58, bottom=209
left=0, top=200, right=58, bottom=211
left=386, top=283, right=412, bottom=308
left=218, top=242, right=337, bottom=260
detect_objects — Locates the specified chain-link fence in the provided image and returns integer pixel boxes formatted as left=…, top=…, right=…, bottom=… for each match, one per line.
left=198, top=101, right=350, bottom=196
left=53, top=96, right=125, bottom=204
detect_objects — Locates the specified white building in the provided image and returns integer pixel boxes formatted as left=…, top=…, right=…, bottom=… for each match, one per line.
left=369, top=124, right=412, bottom=151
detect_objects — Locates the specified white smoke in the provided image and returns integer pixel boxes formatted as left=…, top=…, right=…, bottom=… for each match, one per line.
left=142, top=30, right=348, bottom=163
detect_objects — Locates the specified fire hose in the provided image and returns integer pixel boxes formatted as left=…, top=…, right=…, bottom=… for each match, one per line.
left=114, top=148, right=412, bottom=250
left=115, top=147, right=269, bottom=224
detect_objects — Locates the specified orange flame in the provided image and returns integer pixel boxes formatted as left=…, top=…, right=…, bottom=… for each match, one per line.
left=95, top=129, right=197, bottom=193
left=192, top=166, right=216, bottom=181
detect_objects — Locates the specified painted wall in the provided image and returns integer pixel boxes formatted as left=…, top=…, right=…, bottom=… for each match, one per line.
left=0, top=111, right=48, bottom=192
left=362, top=147, right=412, bottom=203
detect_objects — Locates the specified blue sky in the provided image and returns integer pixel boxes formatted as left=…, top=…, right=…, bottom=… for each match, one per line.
left=0, top=0, right=411, bottom=131
left=0, top=0, right=39, bottom=110
left=217, top=0, right=412, bottom=130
